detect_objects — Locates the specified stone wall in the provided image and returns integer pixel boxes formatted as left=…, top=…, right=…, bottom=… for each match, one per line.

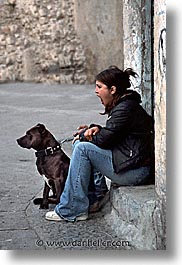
left=0, top=0, right=124, bottom=84
left=0, top=0, right=87, bottom=83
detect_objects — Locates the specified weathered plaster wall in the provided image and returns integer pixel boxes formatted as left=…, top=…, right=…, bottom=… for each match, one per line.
left=153, top=0, right=166, bottom=249
left=74, top=0, right=123, bottom=82
left=123, top=0, right=152, bottom=114
left=154, top=0, right=166, bottom=201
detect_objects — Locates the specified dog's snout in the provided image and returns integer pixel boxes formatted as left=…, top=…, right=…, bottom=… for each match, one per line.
left=17, top=137, right=24, bottom=147
left=16, top=136, right=29, bottom=148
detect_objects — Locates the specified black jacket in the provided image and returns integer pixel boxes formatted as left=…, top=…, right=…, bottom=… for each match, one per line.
left=80, top=90, right=154, bottom=174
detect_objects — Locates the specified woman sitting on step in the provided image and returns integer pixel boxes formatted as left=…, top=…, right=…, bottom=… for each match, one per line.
left=45, top=66, right=154, bottom=222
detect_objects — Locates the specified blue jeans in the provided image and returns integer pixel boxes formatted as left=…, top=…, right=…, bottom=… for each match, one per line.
left=55, top=141, right=150, bottom=221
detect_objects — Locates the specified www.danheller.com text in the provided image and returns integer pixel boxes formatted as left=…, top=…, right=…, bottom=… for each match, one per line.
left=36, top=238, right=131, bottom=248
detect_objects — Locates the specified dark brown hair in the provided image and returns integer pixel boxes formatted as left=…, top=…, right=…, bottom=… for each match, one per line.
left=95, top=66, right=138, bottom=114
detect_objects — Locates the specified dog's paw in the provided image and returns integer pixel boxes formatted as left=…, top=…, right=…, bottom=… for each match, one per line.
left=33, top=198, right=43, bottom=205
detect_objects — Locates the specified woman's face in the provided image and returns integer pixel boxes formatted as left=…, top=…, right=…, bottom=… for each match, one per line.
left=95, top=80, right=115, bottom=107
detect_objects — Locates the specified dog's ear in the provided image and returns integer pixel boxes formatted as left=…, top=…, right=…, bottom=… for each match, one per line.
left=36, top=123, right=46, bottom=134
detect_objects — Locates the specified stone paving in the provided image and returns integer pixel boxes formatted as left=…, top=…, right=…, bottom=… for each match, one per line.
left=0, top=82, right=127, bottom=250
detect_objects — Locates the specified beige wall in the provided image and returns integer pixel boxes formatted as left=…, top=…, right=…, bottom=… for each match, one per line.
left=74, top=0, right=123, bottom=82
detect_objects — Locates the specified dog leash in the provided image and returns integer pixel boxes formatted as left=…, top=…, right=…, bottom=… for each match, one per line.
left=58, top=136, right=74, bottom=145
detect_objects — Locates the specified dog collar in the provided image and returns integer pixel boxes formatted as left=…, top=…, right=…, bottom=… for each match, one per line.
left=35, top=145, right=61, bottom=158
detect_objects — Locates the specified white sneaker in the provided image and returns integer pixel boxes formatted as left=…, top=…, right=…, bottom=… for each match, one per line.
left=45, top=211, right=88, bottom=222
left=75, top=213, right=88, bottom=221
left=45, top=211, right=63, bottom=221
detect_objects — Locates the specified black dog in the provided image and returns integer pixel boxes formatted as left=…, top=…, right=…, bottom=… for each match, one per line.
left=17, top=123, right=70, bottom=209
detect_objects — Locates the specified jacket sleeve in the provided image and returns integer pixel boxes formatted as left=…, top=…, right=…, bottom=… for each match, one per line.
left=80, top=103, right=132, bottom=149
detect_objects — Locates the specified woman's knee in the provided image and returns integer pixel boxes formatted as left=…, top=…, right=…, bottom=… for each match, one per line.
left=73, top=141, right=95, bottom=158
left=72, top=141, right=86, bottom=154
left=74, top=141, right=90, bottom=151
left=72, top=140, right=80, bottom=150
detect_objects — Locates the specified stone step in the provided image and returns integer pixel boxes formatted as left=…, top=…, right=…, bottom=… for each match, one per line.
left=103, top=185, right=157, bottom=250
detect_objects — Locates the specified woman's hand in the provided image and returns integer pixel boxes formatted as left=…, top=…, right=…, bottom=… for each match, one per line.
left=72, top=134, right=80, bottom=144
left=72, top=125, right=100, bottom=143
left=72, top=125, right=88, bottom=144
left=73, top=124, right=89, bottom=137
left=84, top=126, right=100, bottom=141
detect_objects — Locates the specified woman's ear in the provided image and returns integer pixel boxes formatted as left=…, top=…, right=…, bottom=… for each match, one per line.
left=110, top=86, right=117, bottom=95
